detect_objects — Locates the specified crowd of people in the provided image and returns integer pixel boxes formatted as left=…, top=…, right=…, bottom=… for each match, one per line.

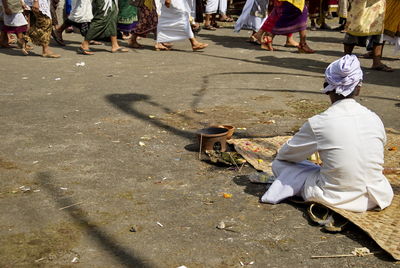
left=0, top=0, right=399, bottom=70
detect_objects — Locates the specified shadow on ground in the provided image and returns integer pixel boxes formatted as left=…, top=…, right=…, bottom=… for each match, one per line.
left=36, top=172, right=154, bottom=268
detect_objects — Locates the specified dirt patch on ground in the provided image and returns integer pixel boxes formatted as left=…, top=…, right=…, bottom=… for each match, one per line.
left=0, top=222, right=81, bottom=266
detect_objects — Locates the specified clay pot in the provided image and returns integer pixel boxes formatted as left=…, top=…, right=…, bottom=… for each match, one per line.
left=197, top=127, right=229, bottom=152
left=211, top=124, right=235, bottom=139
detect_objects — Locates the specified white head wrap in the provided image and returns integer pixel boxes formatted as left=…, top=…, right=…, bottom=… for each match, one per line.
left=322, top=54, right=363, bottom=96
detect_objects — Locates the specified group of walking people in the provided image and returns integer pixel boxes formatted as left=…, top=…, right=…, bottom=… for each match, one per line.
left=0, top=0, right=215, bottom=56
left=0, top=0, right=399, bottom=68
left=234, top=0, right=399, bottom=70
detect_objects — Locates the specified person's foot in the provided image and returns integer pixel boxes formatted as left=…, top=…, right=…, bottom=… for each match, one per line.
left=111, top=47, right=129, bottom=53
left=248, top=35, right=261, bottom=45
left=161, top=42, right=173, bottom=48
left=203, top=24, right=217, bottom=31
left=284, top=37, right=299, bottom=47
left=362, top=51, right=373, bottom=59
left=122, top=33, right=132, bottom=40
left=219, top=15, right=234, bottom=22
left=191, top=23, right=201, bottom=34
left=89, top=40, right=103, bottom=45
left=17, top=39, right=29, bottom=55
left=371, top=64, right=393, bottom=72
left=77, top=46, right=94, bottom=55
left=192, top=42, right=208, bottom=51
left=42, top=51, right=61, bottom=58
left=298, top=43, right=315, bottom=53
left=154, top=43, right=171, bottom=51
left=260, top=34, right=273, bottom=51
left=52, top=28, right=65, bottom=46
left=128, top=40, right=143, bottom=48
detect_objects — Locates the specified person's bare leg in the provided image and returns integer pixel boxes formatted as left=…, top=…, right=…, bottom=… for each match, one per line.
left=253, top=29, right=265, bottom=43
left=0, top=31, right=12, bottom=47
left=111, top=35, right=128, bottom=52
left=16, top=32, right=28, bottom=55
left=298, top=30, right=315, bottom=53
left=261, top=33, right=274, bottom=51
left=285, top=34, right=299, bottom=47
left=343, top=43, right=354, bottom=55
left=371, top=43, right=392, bottom=71
left=128, top=33, right=143, bottom=48
left=204, top=14, right=212, bottom=27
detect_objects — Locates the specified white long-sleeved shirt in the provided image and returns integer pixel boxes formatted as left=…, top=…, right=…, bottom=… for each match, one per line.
left=277, top=98, right=393, bottom=212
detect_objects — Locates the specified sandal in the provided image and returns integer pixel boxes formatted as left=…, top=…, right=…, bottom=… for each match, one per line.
left=307, top=203, right=330, bottom=224
left=322, top=213, right=349, bottom=232
left=128, top=41, right=143, bottom=49
left=42, top=53, right=61, bottom=58
left=154, top=43, right=171, bottom=51
left=362, top=51, right=373, bottom=59
left=192, top=43, right=208, bottom=51
left=191, top=24, right=201, bottom=34
left=260, top=33, right=274, bottom=51
left=298, top=43, right=315, bottom=53
left=111, top=47, right=129, bottom=53
left=17, top=40, right=29, bottom=55
left=212, top=22, right=221, bottom=28
left=51, top=29, right=65, bottom=46
left=77, top=47, right=94, bottom=55
left=219, top=16, right=234, bottom=22
left=161, top=42, right=173, bottom=48
left=89, top=40, right=104, bottom=45
left=284, top=42, right=299, bottom=48
left=203, top=25, right=217, bottom=31
left=371, top=64, right=394, bottom=72
left=248, top=35, right=261, bottom=45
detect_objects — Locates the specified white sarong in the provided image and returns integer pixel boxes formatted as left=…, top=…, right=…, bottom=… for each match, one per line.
left=234, top=0, right=267, bottom=32
left=205, top=0, right=227, bottom=14
left=4, top=12, right=28, bottom=27
left=157, top=0, right=194, bottom=43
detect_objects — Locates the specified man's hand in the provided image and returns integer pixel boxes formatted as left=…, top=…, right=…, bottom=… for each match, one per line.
left=165, top=0, right=170, bottom=8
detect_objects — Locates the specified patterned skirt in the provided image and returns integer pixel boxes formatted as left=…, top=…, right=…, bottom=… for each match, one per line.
left=28, top=11, right=52, bottom=46
left=261, top=1, right=308, bottom=35
left=133, top=2, right=158, bottom=36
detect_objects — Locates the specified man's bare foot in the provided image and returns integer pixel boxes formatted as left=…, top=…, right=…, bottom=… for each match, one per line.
left=192, top=42, right=208, bottom=51
left=128, top=40, right=143, bottom=49
left=261, top=34, right=274, bottom=51
left=155, top=43, right=171, bottom=51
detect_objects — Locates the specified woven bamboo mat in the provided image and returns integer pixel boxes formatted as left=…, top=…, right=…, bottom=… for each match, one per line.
left=229, top=131, right=400, bottom=260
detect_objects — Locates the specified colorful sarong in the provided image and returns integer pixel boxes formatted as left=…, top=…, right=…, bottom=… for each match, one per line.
left=346, top=0, right=385, bottom=36
left=384, top=0, right=400, bottom=37
left=28, top=11, right=52, bottom=46
left=85, top=0, right=118, bottom=41
left=117, top=0, right=138, bottom=33
left=133, top=0, right=158, bottom=36
left=261, top=0, right=308, bottom=35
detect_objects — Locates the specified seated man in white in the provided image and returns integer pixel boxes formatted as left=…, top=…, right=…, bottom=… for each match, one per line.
left=262, top=54, right=393, bottom=213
